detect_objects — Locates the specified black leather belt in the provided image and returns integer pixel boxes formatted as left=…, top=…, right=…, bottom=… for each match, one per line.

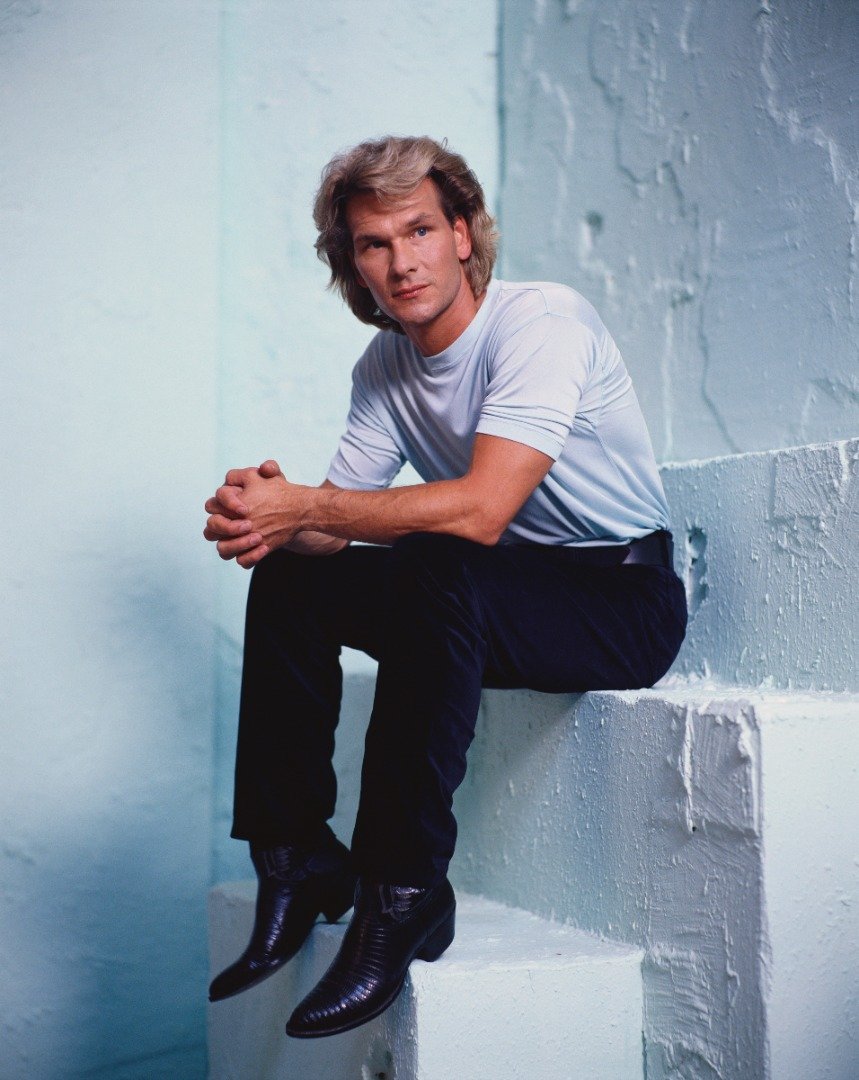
left=620, top=529, right=674, bottom=568
left=557, top=529, right=674, bottom=568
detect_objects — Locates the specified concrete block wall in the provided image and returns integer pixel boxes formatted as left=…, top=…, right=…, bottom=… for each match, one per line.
left=446, top=440, right=858, bottom=1079
left=451, top=683, right=858, bottom=1080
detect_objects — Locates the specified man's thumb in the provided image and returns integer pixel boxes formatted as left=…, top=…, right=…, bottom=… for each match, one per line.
left=259, top=458, right=283, bottom=478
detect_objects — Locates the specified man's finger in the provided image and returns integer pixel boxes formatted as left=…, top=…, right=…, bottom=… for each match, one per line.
left=225, top=466, right=257, bottom=487
left=237, top=544, right=270, bottom=570
left=205, top=514, right=253, bottom=540
left=216, top=485, right=249, bottom=516
left=204, top=497, right=243, bottom=517
left=216, top=532, right=263, bottom=560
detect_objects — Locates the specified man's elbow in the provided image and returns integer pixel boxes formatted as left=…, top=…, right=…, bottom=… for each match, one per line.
left=464, top=510, right=507, bottom=546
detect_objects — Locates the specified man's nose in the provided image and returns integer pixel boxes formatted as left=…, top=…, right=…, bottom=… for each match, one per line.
left=390, top=240, right=418, bottom=278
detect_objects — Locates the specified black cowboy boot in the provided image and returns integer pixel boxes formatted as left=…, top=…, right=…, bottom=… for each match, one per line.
left=285, top=876, right=455, bottom=1037
left=209, top=839, right=356, bottom=1002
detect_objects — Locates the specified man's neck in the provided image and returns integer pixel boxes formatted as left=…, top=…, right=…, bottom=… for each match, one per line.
left=406, top=282, right=486, bottom=357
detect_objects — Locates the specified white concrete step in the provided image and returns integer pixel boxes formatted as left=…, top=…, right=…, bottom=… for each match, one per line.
left=452, top=684, right=859, bottom=1080
left=660, top=436, right=858, bottom=691
left=208, top=888, right=644, bottom=1080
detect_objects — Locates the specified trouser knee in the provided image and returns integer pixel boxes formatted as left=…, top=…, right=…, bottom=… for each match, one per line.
left=245, top=549, right=323, bottom=629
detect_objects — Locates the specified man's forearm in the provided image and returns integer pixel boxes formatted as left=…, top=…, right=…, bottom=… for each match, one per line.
left=290, top=434, right=555, bottom=549
left=298, top=478, right=503, bottom=547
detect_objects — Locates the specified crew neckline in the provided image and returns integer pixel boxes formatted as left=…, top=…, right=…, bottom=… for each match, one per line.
left=416, top=278, right=501, bottom=372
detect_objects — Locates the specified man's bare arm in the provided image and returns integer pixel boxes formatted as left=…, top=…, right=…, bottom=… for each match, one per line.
left=206, top=434, right=553, bottom=569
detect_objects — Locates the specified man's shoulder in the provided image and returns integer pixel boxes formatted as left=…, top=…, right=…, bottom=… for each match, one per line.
left=491, top=279, right=605, bottom=338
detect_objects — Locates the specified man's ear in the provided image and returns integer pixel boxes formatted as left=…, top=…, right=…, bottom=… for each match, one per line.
left=453, top=217, right=472, bottom=262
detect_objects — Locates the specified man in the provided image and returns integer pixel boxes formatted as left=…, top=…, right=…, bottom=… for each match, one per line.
left=204, top=135, right=687, bottom=1039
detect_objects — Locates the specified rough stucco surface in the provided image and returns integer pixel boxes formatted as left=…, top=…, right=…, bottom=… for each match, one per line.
left=500, top=0, right=859, bottom=461
left=0, top=3, right=218, bottom=1078
left=450, top=686, right=859, bottom=1080
left=761, top=702, right=859, bottom=1079
left=662, top=438, right=859, bottom=691
left=209, top=886, right=643, bottom=1079
left=212, top=0, right=499, bottom=884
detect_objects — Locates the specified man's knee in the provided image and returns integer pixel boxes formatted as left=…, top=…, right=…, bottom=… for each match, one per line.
left=248, top=548, right=298, bottom=590
left=246, top=548, right=329, bottom=614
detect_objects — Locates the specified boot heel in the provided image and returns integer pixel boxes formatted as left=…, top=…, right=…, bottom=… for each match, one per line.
left=416, top=908, right=455, bottom=962
left=321, top=874, right=357, bottom=924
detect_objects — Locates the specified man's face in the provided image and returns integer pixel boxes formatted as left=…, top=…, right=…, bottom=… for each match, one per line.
left=346, top=177, right=476, bottom=355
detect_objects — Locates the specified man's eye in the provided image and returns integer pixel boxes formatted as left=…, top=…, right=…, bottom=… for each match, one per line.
left=414, top=226, right=429, bottom=237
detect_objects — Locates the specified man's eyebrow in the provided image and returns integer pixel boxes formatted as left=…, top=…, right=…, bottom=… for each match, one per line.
left=405, top=212, right=438, bottom=229
left=353, top=212, right=438, bottom=247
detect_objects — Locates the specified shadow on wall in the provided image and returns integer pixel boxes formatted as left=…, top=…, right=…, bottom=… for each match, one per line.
left=6, top=561, right=214, bottom=1079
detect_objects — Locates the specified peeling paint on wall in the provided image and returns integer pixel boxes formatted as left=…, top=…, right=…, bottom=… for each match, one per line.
left=683, top=526, right=708, bottom=619
left=501, top=0, right=859, bottom=459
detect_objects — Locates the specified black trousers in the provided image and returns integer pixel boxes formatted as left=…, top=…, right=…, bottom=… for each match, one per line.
left=231, top=532, right=687, bottom=886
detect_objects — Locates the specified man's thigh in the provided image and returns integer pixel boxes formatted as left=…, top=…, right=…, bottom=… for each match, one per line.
left=458, top=542, right=687, bottom=693
left=256, top=538, right=686, bottom=692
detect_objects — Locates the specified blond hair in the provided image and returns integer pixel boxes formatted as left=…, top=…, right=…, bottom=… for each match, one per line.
left=313, top=136, right=498, bottom=333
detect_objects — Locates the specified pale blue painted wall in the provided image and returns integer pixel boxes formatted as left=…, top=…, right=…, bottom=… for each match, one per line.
left=0, top=2, right=496, bottom=1077
left=1, top=3, right=219, bottom=1077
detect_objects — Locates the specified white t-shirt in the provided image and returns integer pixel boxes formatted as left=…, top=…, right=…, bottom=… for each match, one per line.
left=326, top=278, right=670, bottom=546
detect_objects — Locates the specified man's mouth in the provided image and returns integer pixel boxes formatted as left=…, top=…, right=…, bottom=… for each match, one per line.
left=392, top=284, right=428, bottom=300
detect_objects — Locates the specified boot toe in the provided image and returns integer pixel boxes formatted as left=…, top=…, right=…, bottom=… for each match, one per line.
left=209, top=954, right=286, bottom=1002
left=285, top=977, right=398, bottom=1038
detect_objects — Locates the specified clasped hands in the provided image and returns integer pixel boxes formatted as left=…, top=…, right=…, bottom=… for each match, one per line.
left=204, top=459, right=305, bottom=569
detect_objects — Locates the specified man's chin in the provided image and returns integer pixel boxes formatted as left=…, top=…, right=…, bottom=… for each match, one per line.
left=384, top=305, right=437, bottom=330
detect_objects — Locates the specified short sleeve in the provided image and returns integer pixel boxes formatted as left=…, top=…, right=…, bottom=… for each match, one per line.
left=326, top=358, right=405, bottom=490
left=476, top=313, right=597, bottom=461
